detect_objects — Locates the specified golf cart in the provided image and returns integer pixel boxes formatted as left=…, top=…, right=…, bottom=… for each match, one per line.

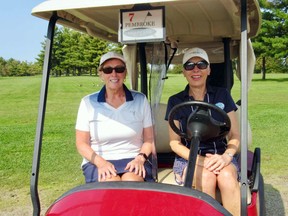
left=30, top=0, right=264, bottom=215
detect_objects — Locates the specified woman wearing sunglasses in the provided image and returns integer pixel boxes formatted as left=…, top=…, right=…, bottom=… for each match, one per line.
left=165, top=48, right=240, bottom=215
left=75, top=51, right=154, bottom=183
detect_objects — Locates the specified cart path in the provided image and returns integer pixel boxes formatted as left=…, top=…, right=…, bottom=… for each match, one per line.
left=264, top=174, right=288, bottom=216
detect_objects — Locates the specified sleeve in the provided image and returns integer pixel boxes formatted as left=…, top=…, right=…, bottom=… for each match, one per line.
left=75, top=99, right=90, bottom=132
left=164, top=96, right=173, bottom=121
left=143, top=96, right=153, bottom=128
left=224, top=89, right=238, bottom=113
left=165, top=95, right=184, bottom=121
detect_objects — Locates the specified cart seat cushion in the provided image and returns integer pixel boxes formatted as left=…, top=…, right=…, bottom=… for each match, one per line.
left=155, top=103, right=171, bottom=153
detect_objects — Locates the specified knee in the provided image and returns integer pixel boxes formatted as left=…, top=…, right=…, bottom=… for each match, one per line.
left=199, top=170, right=217, bottom=187
left=217, top=170, right=238, bottom=189
left=203, top=170, right=216, bottom=181
left=220, top=169, right=235, bottom=179
left=195, top=170, right=217, bottom=197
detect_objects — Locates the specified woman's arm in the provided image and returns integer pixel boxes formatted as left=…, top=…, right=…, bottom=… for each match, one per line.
left=169, top=120, right=190, bottom=160
left=76, top=129, right=117, bottom=181
left=125, top=126, right=154, bottom=177
left=139, top=126, right=154, bottom=157
left=75, top=130, right=96, bottom=163
left=204, top=110, right=240, bottom=173
left=225, top=111, right=240, bottom=157
left=76, top=130, right=108, bottom=167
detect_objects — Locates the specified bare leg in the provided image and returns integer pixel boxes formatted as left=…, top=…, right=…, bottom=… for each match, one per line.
left=194, top=164, right=217, bottom=198
left=121, top=172, right=144, bottom=181
left=217, top=164, right=240, bottom=216
left=100, top=175, right=121, bottom=182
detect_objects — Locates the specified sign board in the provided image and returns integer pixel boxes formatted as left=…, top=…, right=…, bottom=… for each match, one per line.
left=119, top=6, right=165, bottom=44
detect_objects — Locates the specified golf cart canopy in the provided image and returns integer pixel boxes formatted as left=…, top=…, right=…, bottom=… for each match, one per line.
left=32, top=0, right=261, bottom=64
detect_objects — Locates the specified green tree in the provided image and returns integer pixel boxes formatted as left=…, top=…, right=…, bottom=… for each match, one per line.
left=168, top=64, right=183, bottom=74
left=37, top=27, right=120, bottom=77
left=0, top=57, right=7, bottom=76
left=0, top=57, right=41, bottom=76
left=252, top=0, right=288, bottom=79
left=5, top=59, right=21, bottom=76
left=80, top=34, right=109, bottom=75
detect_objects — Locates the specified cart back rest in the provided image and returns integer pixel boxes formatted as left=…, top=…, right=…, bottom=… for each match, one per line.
left=235, top=103, right=253, bottom=146
left=155, top=103, right=171, bottom=153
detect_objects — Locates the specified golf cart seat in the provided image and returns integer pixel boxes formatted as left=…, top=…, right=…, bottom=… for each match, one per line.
left=155, top=103, right=171, bottom=153
left=155, top=103, right=178, bottom=185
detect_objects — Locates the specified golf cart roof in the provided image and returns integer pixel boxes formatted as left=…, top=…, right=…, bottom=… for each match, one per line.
left=32, top=0, right=261, bottom=63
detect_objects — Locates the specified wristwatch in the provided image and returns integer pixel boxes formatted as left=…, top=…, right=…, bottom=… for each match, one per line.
left=138, top=153, right=148, bottom=161
left=226, top=152, right=234, bottom=158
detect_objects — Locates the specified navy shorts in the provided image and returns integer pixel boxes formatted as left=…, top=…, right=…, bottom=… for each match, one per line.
left=82, top=158, right=154, bottom=183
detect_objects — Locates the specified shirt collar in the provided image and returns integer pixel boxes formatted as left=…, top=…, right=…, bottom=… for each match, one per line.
left=97, top=84, right=133, bottom=102
left=183, top=84, right=213, bottom=100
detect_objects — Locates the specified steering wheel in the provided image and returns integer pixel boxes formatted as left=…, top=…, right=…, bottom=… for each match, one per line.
left=168, top=101, right=231, bottom=142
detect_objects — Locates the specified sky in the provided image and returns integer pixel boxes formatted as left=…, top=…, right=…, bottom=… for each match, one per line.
left=0, top=1, right=48, bottom=63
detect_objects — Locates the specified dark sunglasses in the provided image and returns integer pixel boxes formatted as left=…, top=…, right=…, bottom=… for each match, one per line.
left=183, top=61, right=209, bottom=70
left=102, top=66, right=126, bottom=74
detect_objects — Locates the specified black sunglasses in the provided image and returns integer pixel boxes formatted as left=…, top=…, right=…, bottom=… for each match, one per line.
left=102, top=66, right=126, bottom=74
left=183, top=61, right=209, bottom=70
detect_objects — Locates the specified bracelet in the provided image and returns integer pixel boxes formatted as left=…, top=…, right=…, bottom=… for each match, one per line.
left=137, top=153, right=148, bottom=161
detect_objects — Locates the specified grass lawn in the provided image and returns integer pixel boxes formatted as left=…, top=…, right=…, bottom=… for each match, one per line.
left=0, top=73, right=287, bottom=215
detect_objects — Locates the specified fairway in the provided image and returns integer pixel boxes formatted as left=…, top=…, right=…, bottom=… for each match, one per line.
left=0, top=73, right=287, bottom=215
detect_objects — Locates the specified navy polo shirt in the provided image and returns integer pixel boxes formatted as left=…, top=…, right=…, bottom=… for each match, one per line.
left=165, top=84, right=237, bottom=156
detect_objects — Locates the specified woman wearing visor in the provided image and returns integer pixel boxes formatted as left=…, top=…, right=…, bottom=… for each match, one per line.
left=76, top=51, right=154, bottom=183
left=165, top=48, right=240, bottom=215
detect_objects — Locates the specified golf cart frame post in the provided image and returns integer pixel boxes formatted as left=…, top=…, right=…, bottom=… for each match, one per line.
left=30, top=13, right=58, bottom=216
left=240, top=1, right=249, bottom=215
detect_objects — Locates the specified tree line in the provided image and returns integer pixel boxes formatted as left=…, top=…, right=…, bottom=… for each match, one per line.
left=0, top=57, right=42, bottom=77
left=0, top=0, right=287, bottom=78
left=36, top=27, right=122, bottom=77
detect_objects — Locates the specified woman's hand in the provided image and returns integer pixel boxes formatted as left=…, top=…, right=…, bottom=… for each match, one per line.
left=204, top=153, right=232, bottom=174
left=125, top=156, right=146, bottom=178
left=97, top=159, right=117, bottom=182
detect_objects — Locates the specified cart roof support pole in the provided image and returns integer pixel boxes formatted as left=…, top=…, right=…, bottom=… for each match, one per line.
left=223, top=37, right=233, bottom=92
left=240, top=0, right=248, bottom=215
left=30, top=13, right=58, bottom=216
left=138, top=43, right=148, bottom=97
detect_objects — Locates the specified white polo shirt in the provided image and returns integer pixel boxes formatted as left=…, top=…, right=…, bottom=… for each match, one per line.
left=76, top=85, right=152, bottom=166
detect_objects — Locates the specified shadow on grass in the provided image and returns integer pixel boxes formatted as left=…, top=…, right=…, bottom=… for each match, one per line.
left=264, top=183, right=285, bottom=216
left=252, top=77, right=288, bottom=82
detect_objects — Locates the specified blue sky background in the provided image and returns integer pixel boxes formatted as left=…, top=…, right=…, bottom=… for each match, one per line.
left=0, top=1, right=48, bottom=62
